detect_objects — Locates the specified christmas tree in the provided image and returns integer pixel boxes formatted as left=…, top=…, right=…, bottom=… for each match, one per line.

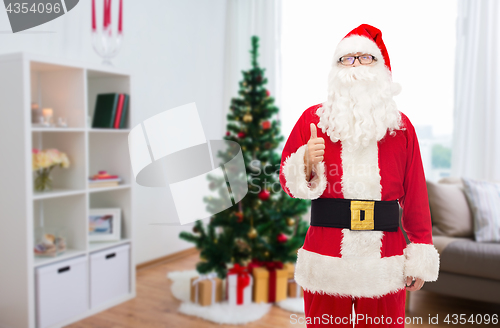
left=179, top=36, right=310, bottom=279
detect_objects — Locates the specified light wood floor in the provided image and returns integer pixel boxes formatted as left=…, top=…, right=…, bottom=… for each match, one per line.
left=68, top=251, right=500, bottom=328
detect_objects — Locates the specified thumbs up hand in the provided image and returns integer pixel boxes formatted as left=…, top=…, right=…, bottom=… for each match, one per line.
left=304, top=123, right=325, bottom=181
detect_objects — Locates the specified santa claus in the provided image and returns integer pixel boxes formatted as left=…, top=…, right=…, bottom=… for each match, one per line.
left=279, top=24, right=439, bottom=327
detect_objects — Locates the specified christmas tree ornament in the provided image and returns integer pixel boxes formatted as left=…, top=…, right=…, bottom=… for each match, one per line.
left=226, top=131, right=230, bottom=136
left=243, top=112, right=253, bottom=123
left=258, top=189, right=270, bottom=201
left=248, top=227, right=258, bottom=239
left=235, top=211, right=244, bottom=223
left=286, top=218, right=296, bottom=226
left=243, top=81, right=247, bottom=86
left=237, top=131, right=246, bottom=138
left=266, top=89, right=270, bottom=97
left=264, top=251, right=269, bottom=257
left=262, top=120, right=271, bottom=130
left=277, top=233, right=288, bottom=243
left=193, top=226, right=199, bottom=233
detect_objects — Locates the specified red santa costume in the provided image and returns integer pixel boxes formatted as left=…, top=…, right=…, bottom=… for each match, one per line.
left=279, top=24, right=440, bottom=327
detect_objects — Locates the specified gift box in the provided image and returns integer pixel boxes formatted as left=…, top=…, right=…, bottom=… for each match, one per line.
left=226, top=263, right=253, bottom=306
left=190, top=273, right=223, bottom=306
left=250, top=260, right=288, bottom=303
left=284, top=263, right=303, bottom=298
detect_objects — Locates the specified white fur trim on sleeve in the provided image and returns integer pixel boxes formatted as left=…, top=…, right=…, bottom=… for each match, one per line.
left=282, top=144, right=327, bottom=199
left=403, top=243, right=440, bottom=282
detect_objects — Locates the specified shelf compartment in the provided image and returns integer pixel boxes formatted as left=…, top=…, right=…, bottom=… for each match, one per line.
left=32, top=131, right=86, bottom=191
left=89, top=188, right=132, bottom=240
left=86, top=70, right=130, bottom=130
left=30, top=62, right=86, bottom=128
left=88, top=132, right=131, bottom=185
left=33, top=194, right=87, bottom=265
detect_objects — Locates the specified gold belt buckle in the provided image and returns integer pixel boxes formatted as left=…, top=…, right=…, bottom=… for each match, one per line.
left=350, top=200, right=375, bottom=230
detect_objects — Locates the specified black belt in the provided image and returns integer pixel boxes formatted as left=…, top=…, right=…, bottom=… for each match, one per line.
left=310, top=198, right=400, bottom=232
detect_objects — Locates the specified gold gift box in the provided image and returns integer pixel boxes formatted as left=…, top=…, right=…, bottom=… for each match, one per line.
left=252, top=266, right=288, bottom=303
left=190, top=276, right=223, bottom=306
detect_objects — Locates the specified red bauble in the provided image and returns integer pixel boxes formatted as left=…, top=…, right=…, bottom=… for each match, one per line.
left=266, top=89, right=270, bottom=97
left=235, top=211, right=244, bottom=223
left=237, top=131, right=246, bottom=138
left=262, top=120, right=271, bottom=130
left=258, top=189, right=270, bottom=201
left=226, top=131, right=230, bottom=136
left=277, top=233, right=288, bottom=243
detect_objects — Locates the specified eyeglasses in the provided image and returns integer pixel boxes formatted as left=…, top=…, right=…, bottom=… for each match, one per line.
left=338, top=54, right=377, bottom=66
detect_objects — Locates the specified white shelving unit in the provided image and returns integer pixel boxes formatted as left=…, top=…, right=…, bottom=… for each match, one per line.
left=0, top=52, right=136, bottom=328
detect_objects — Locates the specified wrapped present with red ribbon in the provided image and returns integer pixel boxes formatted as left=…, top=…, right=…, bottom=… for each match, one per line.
left=190, top=273, right=223, bottom=306
left=226, top=263, right=253, bottom=306
left=249, top=259, right=288, bottom=303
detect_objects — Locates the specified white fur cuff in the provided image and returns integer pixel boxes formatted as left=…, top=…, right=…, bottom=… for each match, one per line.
left=403, top=243, right=440, bottom=282
left=282, top=144, right=327, bottom=199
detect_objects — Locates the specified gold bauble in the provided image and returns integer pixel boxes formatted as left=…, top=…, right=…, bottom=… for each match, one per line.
left=248, top=227, right=258, bottom=239
left=243, top=113, right=253, bottom=123
left=286, top=218, right=296, bottom=226
left=264, top=251, right=269, bottom=257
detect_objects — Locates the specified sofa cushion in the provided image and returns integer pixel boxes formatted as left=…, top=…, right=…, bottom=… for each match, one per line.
left=426, top=180, right=473, bottom=238
left=462, top=178, right=500, bottom=242
left=440, top=238, right=500, bottom=281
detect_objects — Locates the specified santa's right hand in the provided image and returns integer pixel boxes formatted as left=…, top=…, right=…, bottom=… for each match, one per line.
left=304, top=123, right=325, bottom=165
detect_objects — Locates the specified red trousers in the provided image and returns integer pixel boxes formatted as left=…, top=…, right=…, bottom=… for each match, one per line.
left=303, top=288, right=406, bottom=327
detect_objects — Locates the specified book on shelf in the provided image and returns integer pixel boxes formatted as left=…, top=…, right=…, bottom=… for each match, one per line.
left=119, top=94, right=129, bottom=128
left=88, top=180, right=121, bottom=188
left=92, top=93, right=129, bottom=129
left=88, top=171, right=121, bottom=188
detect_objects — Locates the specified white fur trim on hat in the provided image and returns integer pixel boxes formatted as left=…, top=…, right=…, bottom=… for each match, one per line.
left=282, top=144, right=327, bottom=199
left=334, top=35, right=385, bottom=68
left=295, top=246, right=406, bottom=298
left=403, top=242, right=440, bottom=282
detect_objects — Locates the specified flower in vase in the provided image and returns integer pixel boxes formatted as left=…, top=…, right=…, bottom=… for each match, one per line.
left=32, top=148, right=71, bottom=191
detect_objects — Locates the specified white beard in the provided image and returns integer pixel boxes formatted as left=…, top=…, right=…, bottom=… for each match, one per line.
left=316, top=62, right=403, bottom=152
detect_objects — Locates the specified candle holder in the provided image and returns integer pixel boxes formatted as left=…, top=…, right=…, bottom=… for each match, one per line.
left=91, top=0, right=123, bottom=66
left=92, top=27, right=122, bottom=66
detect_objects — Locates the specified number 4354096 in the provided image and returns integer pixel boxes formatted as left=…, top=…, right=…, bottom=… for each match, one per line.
left=444, top=313, right=498, bottom=325
left=5, top=2, right=61, bottom=14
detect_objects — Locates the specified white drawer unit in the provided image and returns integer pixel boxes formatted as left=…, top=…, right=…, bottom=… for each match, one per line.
left=90, top=243, right=131, bottom=309
left=35, top=255, right=88, bottom=328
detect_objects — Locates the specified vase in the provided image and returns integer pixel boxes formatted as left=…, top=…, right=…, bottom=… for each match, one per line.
left=34, top=168, right=53, bottom=192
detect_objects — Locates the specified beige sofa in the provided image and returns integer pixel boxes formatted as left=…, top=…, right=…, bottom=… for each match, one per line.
left=400, top=177, right=500, bottom=305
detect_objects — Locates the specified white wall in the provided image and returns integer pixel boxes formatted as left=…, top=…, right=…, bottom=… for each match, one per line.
left=0, top=0, right=227, bottom=265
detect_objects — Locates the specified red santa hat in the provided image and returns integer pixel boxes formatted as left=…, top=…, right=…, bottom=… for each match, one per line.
left=333, top=24, right=392, bottom=73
